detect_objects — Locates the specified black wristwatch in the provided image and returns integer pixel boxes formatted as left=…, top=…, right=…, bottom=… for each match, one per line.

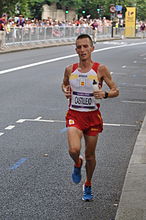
left=104, top=91, right=108, bottom=99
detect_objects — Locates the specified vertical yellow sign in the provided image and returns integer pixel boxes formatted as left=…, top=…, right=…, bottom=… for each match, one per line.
left=125, top=7, right=136, bottom=37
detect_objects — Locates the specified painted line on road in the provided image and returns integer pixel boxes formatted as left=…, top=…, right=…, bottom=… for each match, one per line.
left=103, top=123, right=136, bottom=127
left=0, top=54, right=77, bottom=75
left=5, top=125, right=15, bottom=130
left=0, top=118, right=136, bottom=138
left=103, top=41, right=127, bottom=45
left=0, top=132, right=4, bottom=136
left=60, top=122, right=136, bottom=134
left=121, top=100, right=146, bottom=104
left=34, top=116, right=42, bottom=121
left=120, top=83, right=146, bottom=87
left=9, top=158, right=28, bottom=170
left=16, top=117, right=136, bottom=128
left=16, top=119, right=26, bottom=123
left=17, top=118, right=65, bottom=123
left=0, top=42, right=146, bottom=75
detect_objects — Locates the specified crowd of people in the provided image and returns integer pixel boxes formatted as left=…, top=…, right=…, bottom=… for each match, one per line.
left=2, top=14, right=112, bottom=28
left=0, top=14, right=114, bottom=49
left=1, top=13, right=145, bottom=30
left=0, top=13, right=146, bottom=49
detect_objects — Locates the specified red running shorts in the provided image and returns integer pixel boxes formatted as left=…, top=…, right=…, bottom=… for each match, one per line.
left=66, top=109, right=103, bottom=136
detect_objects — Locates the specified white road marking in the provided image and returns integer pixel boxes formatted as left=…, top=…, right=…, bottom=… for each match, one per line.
left=122, top=65, right=127, bottom=68
left=120, top=83, right=146, bottom=87
left=121, top=100, right=146, bottom=104
left=103, top=41, right=127, bottom=45
left=34, top=116, right=42, bottom=121
left=0, top=133, right=4, bottom=136
left=5, top=125, right=15, bottom=130
left=0, top=54, right=77, bottom=75
left=0, top=117, right=137, bottom=139
left=0, top=42, right=146, bottom=75
left=133, top=61, right=137, bottom=63
left=18, top=118, right=64, bottom=123
left=16, top=118, right=136, bottom=127
left=104, top=123, right=136, bottom=127
left=16, top=119, right=26, bottom=123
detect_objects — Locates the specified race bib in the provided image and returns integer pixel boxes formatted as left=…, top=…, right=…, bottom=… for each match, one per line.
left=71, top=91, right=96, bottom=110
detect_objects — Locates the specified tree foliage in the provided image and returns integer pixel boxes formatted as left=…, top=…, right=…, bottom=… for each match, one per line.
left=0, top=0, right=146, bottom=20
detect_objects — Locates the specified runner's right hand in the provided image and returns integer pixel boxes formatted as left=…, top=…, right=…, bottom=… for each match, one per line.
left=62, top=85, right=71, bottom=99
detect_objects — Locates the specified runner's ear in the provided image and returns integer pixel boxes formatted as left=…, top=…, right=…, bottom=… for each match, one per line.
left=91, top=46, right=94, bottom=52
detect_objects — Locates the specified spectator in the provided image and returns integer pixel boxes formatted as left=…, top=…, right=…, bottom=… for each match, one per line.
left=16, top=15, right=25, bottom=40
left=16, top=15, right=25, bottom=27
left=140, top=22, right=146, bottom=39
left=0, top=13, right=7, bottom=50
left=90, top=19, right=98, bottom=43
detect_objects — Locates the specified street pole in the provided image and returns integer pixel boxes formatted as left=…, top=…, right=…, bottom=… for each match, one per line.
left=111, top=13, right=116, bottom=38
left=110, top=4, right=116, bottom=38
left=111, top=21, right=114, bottom=37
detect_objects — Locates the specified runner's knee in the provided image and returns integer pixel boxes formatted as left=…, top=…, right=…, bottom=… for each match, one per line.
left=85, top=153, right=96, bottom=161
left=69, top=147, right=80, bottom=157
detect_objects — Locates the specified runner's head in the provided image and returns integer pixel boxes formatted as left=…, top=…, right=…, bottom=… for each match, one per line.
left=76, top=34, right=93, bottom=47
left=75, top=34, right=94, bottom=61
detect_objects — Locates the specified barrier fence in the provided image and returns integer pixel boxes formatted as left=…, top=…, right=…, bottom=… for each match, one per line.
left=4, top=26, right=144, bottom=47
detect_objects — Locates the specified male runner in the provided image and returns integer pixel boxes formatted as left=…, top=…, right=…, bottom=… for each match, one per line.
left=62, top=34, right=119, bottom=201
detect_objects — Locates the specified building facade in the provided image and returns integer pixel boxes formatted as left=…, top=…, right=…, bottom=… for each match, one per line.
left=42, top=3, right=77, bottom=21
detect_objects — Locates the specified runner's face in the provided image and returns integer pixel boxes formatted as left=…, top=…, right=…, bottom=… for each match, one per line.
left=75, top=38, right=94, bottom=61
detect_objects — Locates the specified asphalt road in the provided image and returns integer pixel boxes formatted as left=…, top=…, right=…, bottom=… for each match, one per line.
left=0, top=39, right=146, bottom=220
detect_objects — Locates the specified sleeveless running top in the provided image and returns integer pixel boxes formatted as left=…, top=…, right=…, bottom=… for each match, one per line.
left=69, top=62, right=101, bottom=112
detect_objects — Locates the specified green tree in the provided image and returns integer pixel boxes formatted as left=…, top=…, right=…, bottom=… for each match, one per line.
left=135, top=0, right=146, bottom=20
left=28, top=0, right=46, bottom=19
left=1, top=0, right=146, bottom=20
left=0, top=0, right=18, bottom=16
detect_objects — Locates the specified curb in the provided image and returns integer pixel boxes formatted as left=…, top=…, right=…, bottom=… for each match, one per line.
left=1, top=36, right=146, bottom=219
left=0, top=38, right=121, bottom=54
left=115, top=113, right=146, bottom=220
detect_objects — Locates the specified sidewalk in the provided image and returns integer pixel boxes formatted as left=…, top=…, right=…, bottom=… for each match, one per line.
left=0, top=41, right=74, bottom=54
left=0, top=37, right=120, bottom=54
left=115, top=114, right=146, bottom=220
left=0, top=38, right=146, bottom=220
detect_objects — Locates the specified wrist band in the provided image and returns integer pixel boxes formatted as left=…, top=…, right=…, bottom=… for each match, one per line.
left=104, top=91, right=108, bottom=99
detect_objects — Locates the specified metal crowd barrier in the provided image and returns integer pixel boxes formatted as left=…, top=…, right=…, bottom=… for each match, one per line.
left=5, top=26, right=114, bottom=46
left=4, top=26, right=143, bottom=47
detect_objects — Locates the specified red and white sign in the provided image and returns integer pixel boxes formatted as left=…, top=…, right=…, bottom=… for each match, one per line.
left=117, top=14, right=122, bottom=18
left=110, top=5, right=116, bottom=13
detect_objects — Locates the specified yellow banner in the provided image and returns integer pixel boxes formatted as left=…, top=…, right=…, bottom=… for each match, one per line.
left=125, top=7, right=136, bottom=37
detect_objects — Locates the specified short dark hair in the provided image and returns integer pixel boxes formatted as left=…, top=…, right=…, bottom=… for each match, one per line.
left=76, top=34, right=93, bottom=47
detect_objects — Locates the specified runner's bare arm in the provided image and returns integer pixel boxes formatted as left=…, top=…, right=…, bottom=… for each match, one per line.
left=94, top=64, right=119, bottom=99
left=61, top=65, right=72, bottom=99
